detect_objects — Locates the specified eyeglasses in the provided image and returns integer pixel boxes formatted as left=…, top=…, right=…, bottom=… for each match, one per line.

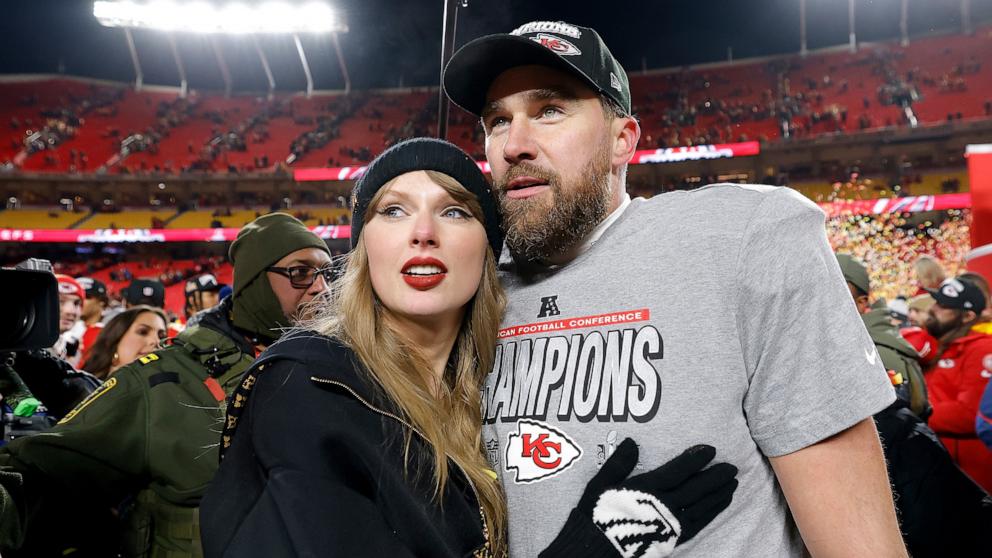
left=266, top=264, right=334, bottom=289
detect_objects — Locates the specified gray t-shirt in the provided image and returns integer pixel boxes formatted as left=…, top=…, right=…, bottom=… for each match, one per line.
left=484, top=183, right=895, bottom=556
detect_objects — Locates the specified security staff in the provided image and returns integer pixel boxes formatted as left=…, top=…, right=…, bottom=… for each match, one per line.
left=836, top=253, right=929, bottom=417
left=0, top=213, right=331, bottom=557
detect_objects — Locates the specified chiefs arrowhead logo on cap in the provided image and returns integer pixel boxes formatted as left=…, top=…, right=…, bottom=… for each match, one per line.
left=505, top=419, right=582, bottom=483
left=941, top=279, right=965, bottom=298
left=531, top=33, right=582, bottom=56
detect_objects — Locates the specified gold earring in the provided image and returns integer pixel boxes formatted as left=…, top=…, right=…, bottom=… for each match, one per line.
left=113, top=352, right=119, bottom=364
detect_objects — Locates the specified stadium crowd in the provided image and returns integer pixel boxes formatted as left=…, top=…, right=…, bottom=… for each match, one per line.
left=1, top=15, right=991, bottom=558
left=2, top=23, right=989, bottom=176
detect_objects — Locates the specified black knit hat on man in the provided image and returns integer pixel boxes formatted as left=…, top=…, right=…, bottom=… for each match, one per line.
left=443, top=21, right=630, bottom=117
left=229, top=213, right=329, bottom=344
left=351, top=137, right=504, bottom=260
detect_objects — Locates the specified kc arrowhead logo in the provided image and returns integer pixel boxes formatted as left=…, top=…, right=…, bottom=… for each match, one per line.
left=531, top=34, right=582, bottom=56
left=505, top=419, right=582, bottom=483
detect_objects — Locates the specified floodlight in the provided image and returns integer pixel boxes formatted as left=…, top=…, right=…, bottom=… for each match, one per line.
left=93, top=1, right=346, bottom=34
left=94, top=0, right=349, bottom=98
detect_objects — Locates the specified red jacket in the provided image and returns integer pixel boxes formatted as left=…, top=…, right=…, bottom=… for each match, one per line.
left=926, top=331, right=992, bottom=492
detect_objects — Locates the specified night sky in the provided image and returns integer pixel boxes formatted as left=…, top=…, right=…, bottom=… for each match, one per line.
left=1, top=0, right=989, bottom=93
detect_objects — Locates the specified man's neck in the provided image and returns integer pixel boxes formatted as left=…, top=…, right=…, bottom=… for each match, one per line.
left=545, top=190, right=632, bottom=266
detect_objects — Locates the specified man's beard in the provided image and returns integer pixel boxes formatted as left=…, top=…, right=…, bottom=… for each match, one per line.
left=494, top=150, right=612, bottom=263
left=925, top=311, right=964, bottom=339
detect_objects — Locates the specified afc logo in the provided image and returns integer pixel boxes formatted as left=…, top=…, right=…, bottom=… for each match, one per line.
left=505, top=419, right=582, bottom=483
left=537, top=295, right=561, bottom=318
left=485, top=438, right=500, bottom=468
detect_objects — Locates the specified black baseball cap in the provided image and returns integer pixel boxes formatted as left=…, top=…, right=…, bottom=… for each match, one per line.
left=124, top=279, right=166, bottom=309
left=926, top=277, right=987, bottom=314
left=443, top=21, right=631, bottom=117
left=76, top=277, right=108, bottom=301
left=185, top=273, right=222, bottom=295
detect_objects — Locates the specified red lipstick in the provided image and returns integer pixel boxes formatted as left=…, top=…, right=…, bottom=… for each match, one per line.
left=401, top=256, right=448, bottom=290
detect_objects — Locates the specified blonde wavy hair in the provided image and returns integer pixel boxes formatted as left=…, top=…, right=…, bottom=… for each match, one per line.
left=304, top=170, right=507, bottom=555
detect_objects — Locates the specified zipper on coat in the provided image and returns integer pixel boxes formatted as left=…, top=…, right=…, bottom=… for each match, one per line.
left=310, top=376, right=492, bottom=554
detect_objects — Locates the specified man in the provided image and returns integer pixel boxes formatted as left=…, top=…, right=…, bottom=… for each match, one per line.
left=901, top=294, right=940, bottom=370
left=836, top=253, right=929, bottom=417
left=887, top=297, right=909, bottom=328
left=924, top=276, right=992, bottom=492
left=76, top=277, right=108, bottom=327
left=0, top=213, right=331, bottom=557
left=184, top=273, right=223, bottom=325
left=123, top=278, right=166, bottom=309
left=959, top=271, right=992, bottom=334
left=124, top=278, right=187, bottom=338
left=1, top=275, right=99, bottom=424
left=52, top=274, right=85, bottom=367
left=76, top=277, right=109, bottom=364
left=443, top=21, right=904, bottom=556
left=907, top=292, right=935, bottom=328
left=265, top=244, right=334, bottom=324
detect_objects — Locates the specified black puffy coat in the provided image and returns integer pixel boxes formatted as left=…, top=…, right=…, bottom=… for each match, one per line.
left=200, top=333, right=490, bottom=558
left=875, top=400, right=992, bottom=556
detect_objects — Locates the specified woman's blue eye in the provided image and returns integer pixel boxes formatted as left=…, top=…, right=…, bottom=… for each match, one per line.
left=444, top=207, right=471, bottom=219
left=377, top=206, right=405, bottom=218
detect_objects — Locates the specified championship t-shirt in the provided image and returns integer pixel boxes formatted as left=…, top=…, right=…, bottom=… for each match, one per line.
left=484, top=184, right=895, bottom=556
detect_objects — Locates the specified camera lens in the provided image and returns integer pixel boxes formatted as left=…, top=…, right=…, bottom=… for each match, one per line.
left=0, top=301, right=34, bottom=349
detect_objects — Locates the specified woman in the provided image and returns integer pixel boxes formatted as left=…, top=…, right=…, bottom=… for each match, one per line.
left=83, top=305, right=167, bottom=379
left=201, top=139, right=736, bottom=558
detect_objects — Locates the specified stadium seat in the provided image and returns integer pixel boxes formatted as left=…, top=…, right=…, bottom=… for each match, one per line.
left=0, top=208, right=91, bottom=229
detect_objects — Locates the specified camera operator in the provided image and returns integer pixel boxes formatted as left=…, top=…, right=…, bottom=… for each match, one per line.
left=0, top=267, right=100, bottom=437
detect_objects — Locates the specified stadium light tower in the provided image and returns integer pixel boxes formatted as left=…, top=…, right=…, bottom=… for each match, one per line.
left=900, top=0, right=909, bottom=46
left=93, top=1, right=349, bottom=97
left=848, top=0, right=857, bottom=53
left=961, top=0, right=973, bottom=35
left=437, top=0, right=467, bottom=141
left=799, top=0, right=807, bottom=56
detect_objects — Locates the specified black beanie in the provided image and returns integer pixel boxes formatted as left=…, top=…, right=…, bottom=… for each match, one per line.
left=350, top=138, right=503, bottom=260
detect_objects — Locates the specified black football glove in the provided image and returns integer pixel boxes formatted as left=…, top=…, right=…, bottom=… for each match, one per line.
left=540, top=439, right=738, bottom=558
